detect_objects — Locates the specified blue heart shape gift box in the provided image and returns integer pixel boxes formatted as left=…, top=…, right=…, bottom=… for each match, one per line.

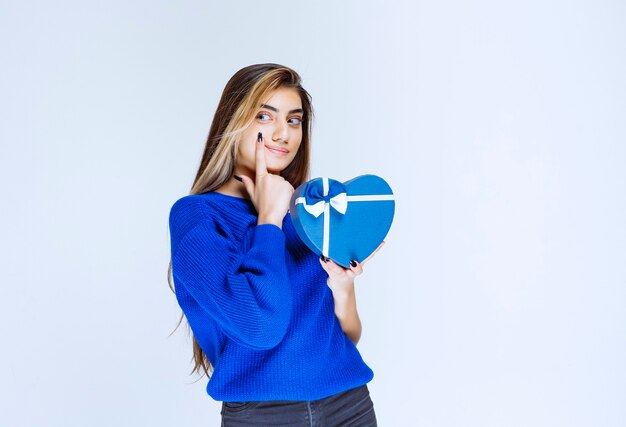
left=289, top=174, right=395, bottom=268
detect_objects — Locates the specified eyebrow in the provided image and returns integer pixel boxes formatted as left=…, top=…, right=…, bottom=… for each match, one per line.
left=259, top=103, right=304, bottom=115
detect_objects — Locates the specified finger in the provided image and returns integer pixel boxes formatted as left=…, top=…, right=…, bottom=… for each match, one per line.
left=319, top=256, right=333, bottom=274
left=349, top=260, right=364, bottom=275
left=360, top=240, right=386, bottom=265
left=255, top=131, right=268, bottom=179
left=239, top=174, right=255, bottom=202
left=326, top=257, right=344, bottom=272
left=319, top=256, right=344, bottom=273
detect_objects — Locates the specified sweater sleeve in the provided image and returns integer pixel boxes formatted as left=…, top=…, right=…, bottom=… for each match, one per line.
left=169, top=199, right=293, bottom=350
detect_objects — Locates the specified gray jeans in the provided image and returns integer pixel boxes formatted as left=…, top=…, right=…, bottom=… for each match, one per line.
left=220, top=384, right=377, bottom=426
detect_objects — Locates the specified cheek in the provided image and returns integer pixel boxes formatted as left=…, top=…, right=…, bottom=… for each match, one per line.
left=238, top=141, right=255, bottom=164
left=291, top=142, right=302, bottom=159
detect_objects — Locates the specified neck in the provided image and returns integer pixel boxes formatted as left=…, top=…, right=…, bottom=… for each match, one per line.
left=215, top=175, right=252, bottom=200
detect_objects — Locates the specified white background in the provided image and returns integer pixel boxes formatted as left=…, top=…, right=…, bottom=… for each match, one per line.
left=1, top=1, right=624, bottom=426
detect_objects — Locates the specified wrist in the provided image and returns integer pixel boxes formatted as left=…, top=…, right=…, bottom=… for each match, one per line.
left=257, top=214, right=282, bottom=228
left=329, top=279, right=355, bottom=299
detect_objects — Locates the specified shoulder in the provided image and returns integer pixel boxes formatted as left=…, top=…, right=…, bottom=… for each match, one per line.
left=168, top=194, right=216, bottom=245
left=169, top=194, right=212, bottom=224
left=169, top=194, right=211, bottom=220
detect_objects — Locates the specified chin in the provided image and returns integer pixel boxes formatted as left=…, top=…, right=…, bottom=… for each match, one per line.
left=267, top=162, right=287, bottom=174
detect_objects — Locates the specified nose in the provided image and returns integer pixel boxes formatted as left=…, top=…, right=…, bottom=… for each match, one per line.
left=272, top=120, right=289, bottom=143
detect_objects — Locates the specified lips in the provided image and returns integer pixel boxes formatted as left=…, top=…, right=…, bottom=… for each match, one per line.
left=266, top=145, right=289, bottom=154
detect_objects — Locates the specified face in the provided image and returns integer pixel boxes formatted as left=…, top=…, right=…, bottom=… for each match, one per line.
left=236, top=87, right=304, bottom=177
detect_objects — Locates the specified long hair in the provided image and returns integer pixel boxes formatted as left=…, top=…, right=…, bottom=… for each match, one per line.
left=167, top=63, right=314, bottom=380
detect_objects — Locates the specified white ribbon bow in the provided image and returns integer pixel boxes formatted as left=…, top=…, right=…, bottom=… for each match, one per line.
left=302, top=192, right=348, bottom=218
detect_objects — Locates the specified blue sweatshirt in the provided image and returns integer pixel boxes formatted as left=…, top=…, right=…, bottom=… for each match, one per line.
left=168, top=191, right=374, bottom=401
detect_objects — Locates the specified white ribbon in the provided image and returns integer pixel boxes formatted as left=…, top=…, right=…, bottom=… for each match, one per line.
left=300, top=192, right=347, bottom=218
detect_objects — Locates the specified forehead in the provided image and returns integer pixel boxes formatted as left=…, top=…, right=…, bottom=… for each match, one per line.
left=260, top=87, right=302, bottom=111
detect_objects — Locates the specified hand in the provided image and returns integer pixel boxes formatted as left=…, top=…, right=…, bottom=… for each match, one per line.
left=319, top=241, right=386, bottom=296
left=239, top=132, right=294, bottom=227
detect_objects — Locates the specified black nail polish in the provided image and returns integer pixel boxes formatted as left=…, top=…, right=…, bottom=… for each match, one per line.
left=350, top=260, right=357, bottom=267
left=233, top=175, right=243, bottom=182
left=257, top=132, right=262, bottom=142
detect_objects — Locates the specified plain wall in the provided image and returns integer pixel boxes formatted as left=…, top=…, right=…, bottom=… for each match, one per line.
left=1, top=1, right=624, bottom=426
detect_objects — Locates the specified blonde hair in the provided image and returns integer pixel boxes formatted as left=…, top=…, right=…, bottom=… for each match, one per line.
left=167, top=63, right=314, bottom=380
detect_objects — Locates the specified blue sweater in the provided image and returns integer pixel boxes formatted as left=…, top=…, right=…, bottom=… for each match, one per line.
left=168, top=191, right=374, bottom=401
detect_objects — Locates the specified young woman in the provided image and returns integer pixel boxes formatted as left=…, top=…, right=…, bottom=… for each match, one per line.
left=167, top=63, right=383, bottom=426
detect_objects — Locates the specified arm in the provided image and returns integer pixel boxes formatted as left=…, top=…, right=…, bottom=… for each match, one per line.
left=169, top=198, right=292, bottom=350
left=320, top=243, right=386, bottom=347
left=330, top=282, right=362, bottom=346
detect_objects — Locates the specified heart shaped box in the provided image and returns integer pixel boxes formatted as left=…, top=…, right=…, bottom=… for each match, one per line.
left=289, top=174, right=395, bottom=268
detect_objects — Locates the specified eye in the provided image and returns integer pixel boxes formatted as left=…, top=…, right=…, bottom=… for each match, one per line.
left=256, top=112, right=271, bottom=121
left=289, top=117, right=303, bottom=125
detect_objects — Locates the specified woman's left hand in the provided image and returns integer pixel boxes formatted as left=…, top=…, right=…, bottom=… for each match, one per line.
left=319, top=241, right=385, bottom=295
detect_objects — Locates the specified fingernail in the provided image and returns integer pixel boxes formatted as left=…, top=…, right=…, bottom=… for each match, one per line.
left=257, top=132, right=262, bottom=142
left=320, top=255, right=328, bottom=263
left=233, top=175, right=243, bottom=182
left=350, top=260, right=357, bottom=267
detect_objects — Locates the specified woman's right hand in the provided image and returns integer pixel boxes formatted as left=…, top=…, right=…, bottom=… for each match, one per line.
left=239, top=134, right=294, bottom=228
